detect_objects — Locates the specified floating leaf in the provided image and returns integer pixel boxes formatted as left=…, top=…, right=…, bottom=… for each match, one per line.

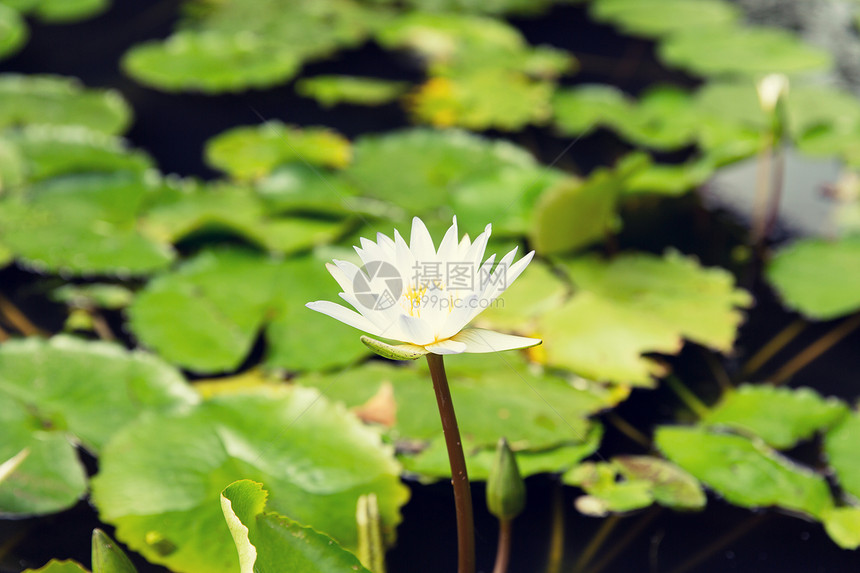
left=0, top=4, right=27, bottom=61
left=0, top=172, right=175, bottom=275
left=297, top=355, right=619, bottom=479
left=624, top=156, right=715, bottom=196
left=403, top=424, right=603, bottom=481
left=565, top=455, right=705, bottom=516
left=0, top=336, right=197, bottom=516
left=822, top=506, right=860, bottom=550
left=539, top=251, right=751, bottom=385
left=255, top=164, right=360, bottom=215
left=205, top=122, right=351, bottom=181
left=407, top=70, right=555, bottom=131
left=52, top=283, right=134, bottom=310
left=23, top=561, right=88, bottom=573
left=28, top=0, right=109, bottom=22
left=530, top=157, right=647, bottom=254
left=221, top=480, right=371, bottom=573
left=552, top=84, right=631, bottom=136
left=123, top=31, right=301, bottom=93
left=590, top=0, right=739, bottom=37
left=766, top=236, right=860, bottom=320
left=296, top=75, right=408, bottom=107
left=344, top=128, right=535, bottom=214
left=139, top=181, right=346, bottom=254
left=659, top=27, right=832, bottom=77
left=91, top=388, right=409, bottom=573
left=704, top=385, right=848, bottom=449
left=129, top=248, right=367, bottom=373
left=0, top=74, right=131, bottom=134
left=656, top=426, right=833, bottom=518
left=476, top=260, right=568, bottom=331
left=825, top=411, right=860, bottom=503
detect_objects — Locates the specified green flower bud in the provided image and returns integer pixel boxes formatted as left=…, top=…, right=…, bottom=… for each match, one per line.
left=92, top=529, right=137, bottom=573
left=486, top=437, right=526, bottom=521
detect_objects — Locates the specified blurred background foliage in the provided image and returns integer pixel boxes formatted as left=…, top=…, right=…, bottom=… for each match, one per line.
left=1, top=0, right=860, bottom=571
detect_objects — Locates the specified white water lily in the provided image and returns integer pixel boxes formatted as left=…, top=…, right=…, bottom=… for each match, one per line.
left=306, top=216, right=541, bottom=356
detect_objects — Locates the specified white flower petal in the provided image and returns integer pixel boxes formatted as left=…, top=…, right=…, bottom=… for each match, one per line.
left=449, top=328, right=542, bottom=353
left=425, top=338, right=468, bottom=354
left=410, top=216, right=436, bottom=262
left=398, top=314, right=435, bottom=346
left=437, top=216, right=459, bottom=260
left=325, top=263, right=353, bottom=293
left=306, top=301, right=384, bottom=336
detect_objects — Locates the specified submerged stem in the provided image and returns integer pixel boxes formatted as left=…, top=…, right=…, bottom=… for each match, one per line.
left=664, top=376, right=710, bottom=419
left=426, top=353, right=475, bottom=573
left=770, top=313, right=860, bottom=386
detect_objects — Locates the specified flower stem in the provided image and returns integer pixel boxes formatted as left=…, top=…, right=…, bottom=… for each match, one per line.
left=664, top=376, right=710, bottom=419
left=492, top=519, right=513, bottom=573
left=426, top=353, right=475, bottom=573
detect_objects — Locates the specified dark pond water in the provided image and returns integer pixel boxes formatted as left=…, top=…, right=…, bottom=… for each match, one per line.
left=2, top=1, right=860, bottom=572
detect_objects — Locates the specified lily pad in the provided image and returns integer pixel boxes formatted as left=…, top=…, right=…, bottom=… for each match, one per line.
left=476, top=260, right=568, bottom=331
left=296, top=355, right=621, bottom=479
left=91, top=388, right=409, bottom=573
left=344, top=128, right=536, bottom=214
left=659, top=26, right=832, bottom=77
left=221, top=480, right=371, bottom=573
left=539, top=251, right=751, bottom=385
left=205, top=122, right=351, bottom=181
left=255, top=163, right=361, bottom=215
left=825, top=411, right=860, bottom=503
left=122, top=31, right=301, bottom=93
left=28, top=0, right=109, bottom=22
left=128, top=248, right=367, bottom=373
left=590, top=0, right=739, bottom=37
left=0, top=4, right=26, bottom=61
left=552, top=84, right=631, bottom=137
left=704, top=385, right=848, bottom=449
left=296, top=75, right=408, bottom=107
left=530, top=157, right=647, bottom=254
left=564, top=455, right=705, bottom=516
left=23, top=561, right=88, bottom=573
left=624, top=156, right=715, bottom=196
left=0, top=74, right=131, bottom=134
left=138, top=181, right=346, bottom=254
left=0, top=172, right=175, bottom=275
left=0, top=336, right=197, bottom=516
left=52, top=283, right=135, bottom=310
left=766, top=236, right=860, bottom=320
left=655, top=426, right=833, bottom=519
left=406, top=70, right=555, bottom=131
left=822, top=506, right=860, bottom=550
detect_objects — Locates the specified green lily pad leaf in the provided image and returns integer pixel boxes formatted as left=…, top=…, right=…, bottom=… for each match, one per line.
left=530, top=157, right=647, bottom=254
left=613, top=86, right=702, bottom=150
left=704, top=385, right=848, bottom=449
left=0, top=4, right=27, bottom=61
left=2, top=126, right=151, bottom=182
left=344, top=128, right=535, bottom=214
left=23, top=560, right=88, bottom=573
left=0, top=335, right=197, bottom=516
left=407, top=70, right=555, bottom=131
left=450, top=165, right=566, bottom=236
left=766, top=236, right=860, bottom=320
left=205, top=122, right=351, bottom=181
left=564, top=455, right=705, bottom=516
left=539, top=251, right=751, bottom=385
left=825, top=411, right=860, bottom=503
left=0, top=172, right=175, bottom=275
left=625, top=156, right=715, bottom=196
left=139, top=181, right=345, bottom=254
left=379, top=0, right=577, bottom=16
left=91, top=388, right=409, bottom=573
left=296, top=75, right=408, bottom=107
left=552, top=84, right=631, bottom=137
left=659, top=27, right=832, bottom=77
left=822, top=506, right=860, bottom=550
left=655, top=426, right=833, bottom=518
left=52, top=283, right=134, bottom=310
left=255, top=164, right=360, bottom=215
left=92, top=529, right=137, bottom=573
left=129, top=248, right=367, bottom=373
left=123, top=31, right=300, bottom=93
left=297, top=355, right=620, bottom=459
left=221, top=480, right=371, bottom=573
left=590, top=0, right=738, bottom=37
left=0, top=241, right=12, bottom=268
left=0, top=74, right=131, bottom=134
left=403, top=423, right=603, bottom=481
left=29, top=0, right=109, bottom=22
left=476, top=261, right=568, bottom=331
